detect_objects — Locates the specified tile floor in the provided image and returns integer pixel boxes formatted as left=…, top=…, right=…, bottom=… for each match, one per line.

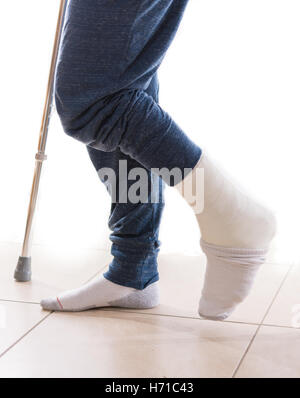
left=0, top=241, right=299, bottom=378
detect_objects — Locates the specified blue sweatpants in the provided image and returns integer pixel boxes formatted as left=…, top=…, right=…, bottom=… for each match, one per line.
left=55, top=0, right=202, bottom=289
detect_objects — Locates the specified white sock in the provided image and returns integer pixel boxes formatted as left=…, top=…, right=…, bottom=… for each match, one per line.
left=41, top=275, right=160, bottom=312
left=176, top=152, right=276, bottom=320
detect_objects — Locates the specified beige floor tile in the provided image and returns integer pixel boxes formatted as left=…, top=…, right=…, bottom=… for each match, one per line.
left=0, top=301, right=46, bottom=357
left=235, top=325, right=300, bottom=378
left=228, top=262, right=290, bottom=324
left=0, top=242, right=111, bottom=303
left=264, top=265, right=300, bottom=328
left=0, top=310, right=257, bottom=378
left=105, top=254, right=290, bottom=324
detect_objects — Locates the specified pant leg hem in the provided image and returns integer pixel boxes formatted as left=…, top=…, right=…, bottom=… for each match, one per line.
left=103, top=271, right=159, bottom=290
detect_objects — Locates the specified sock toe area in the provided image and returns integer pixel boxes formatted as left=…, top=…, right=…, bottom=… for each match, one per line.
left=40, top=297, right=61, bottom=311
left=198, top=313, right=230, bottom=321
left=198, top=240, right=268, bottom=321
left=198, top=297, right=235, bottom=321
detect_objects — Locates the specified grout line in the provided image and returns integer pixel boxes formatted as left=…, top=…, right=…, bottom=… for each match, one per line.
left=0, top=298, right=40, bottom=305
left=1, top=295, right=295, bottom=328
left=84, top=266, right=108, bottom=284
left=98, top=307, right=264, bottom=327
left=114, top=309, right=299, bottom=330
left=2, top=300, right=295, bottom=331
left=0, top=312, right=53, bottom=360
left=0, top=263, right=109, bottom=307
left=101, top=308, right=212, bottom=321
left=261, top=322, right=300, bottom=330
left=260, top=264, right=294, bottom=325
left=231, top=324, right=260, bottom=379
left=231, top=263, right=294, bottom=378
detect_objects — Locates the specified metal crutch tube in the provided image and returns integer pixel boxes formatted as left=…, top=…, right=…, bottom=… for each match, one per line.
left=14, top=0, right=68, bottom=282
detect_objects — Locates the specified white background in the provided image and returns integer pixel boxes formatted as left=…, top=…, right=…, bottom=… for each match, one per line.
left=0, top=0, right=299, bottom=265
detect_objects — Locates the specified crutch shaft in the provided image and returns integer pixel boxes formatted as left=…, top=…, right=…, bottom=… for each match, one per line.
left=21, top=160, right=43, bottom=258
left=15, top=0, right=67, bottom=282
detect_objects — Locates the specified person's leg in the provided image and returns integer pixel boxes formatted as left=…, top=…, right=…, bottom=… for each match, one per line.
left=54, top=0, right=201, bottom=184
left=176, top=154, right=276, bottom=319
left=88, top=74, right=163, bottom=291
left=43, top=0, right=276, bottom=318
left=41, top=0, right=193, bottom=312
left=42, top=75, right=165, bottom=311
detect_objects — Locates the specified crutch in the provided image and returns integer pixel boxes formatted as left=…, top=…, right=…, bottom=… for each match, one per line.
left=14, top=0, right=68, bottom=282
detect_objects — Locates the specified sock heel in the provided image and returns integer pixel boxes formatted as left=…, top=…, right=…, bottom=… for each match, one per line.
left=108, top=282, right=160, bottom=309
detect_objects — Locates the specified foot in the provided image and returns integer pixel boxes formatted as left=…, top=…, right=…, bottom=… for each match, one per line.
left=40, top=275, right=160, bottom=312
left=177, top=152, right=276, bottom=320
left=198, top=240, right=269, bottom=320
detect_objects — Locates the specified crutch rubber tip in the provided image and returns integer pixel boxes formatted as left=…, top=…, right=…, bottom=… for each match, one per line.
left=14, top=257, right=32, bottom=282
